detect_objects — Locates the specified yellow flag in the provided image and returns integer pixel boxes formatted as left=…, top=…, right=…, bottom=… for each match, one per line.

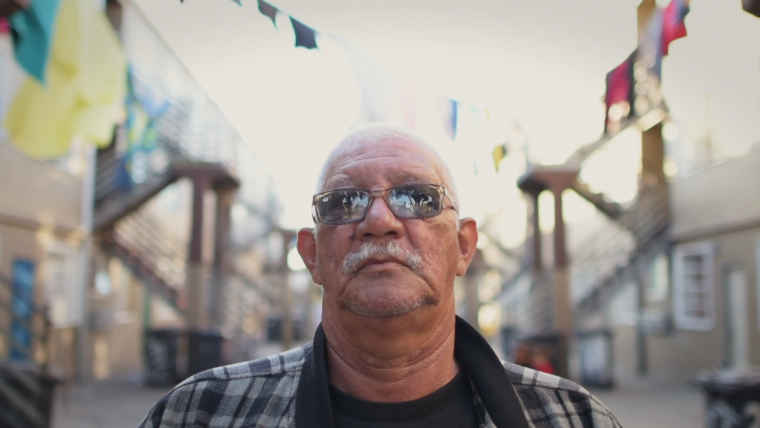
left=492, top=143, right=507, bottom=172
left=4, top=0, right=126, bottom=159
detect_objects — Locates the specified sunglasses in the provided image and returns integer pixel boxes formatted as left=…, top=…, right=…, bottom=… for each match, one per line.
left=312, top=183, right=456, bottom=224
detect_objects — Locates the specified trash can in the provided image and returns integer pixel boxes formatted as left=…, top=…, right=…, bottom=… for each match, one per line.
left=519, top=334, right=566, bottom=378
left=266, top=317, right=282, bottom=342
left=694, top=367, right=760, bottom=428
left=187, top=330, right=225, bottom=377
left=144, top=329, right=181, bottom=386
left=577, top=329, right=614, bottom=388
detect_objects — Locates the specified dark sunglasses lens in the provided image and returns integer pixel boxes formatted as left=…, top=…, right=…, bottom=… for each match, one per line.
left=388, top=185, right=443, bottom=218
left=316, top=190, right=370, bottom=223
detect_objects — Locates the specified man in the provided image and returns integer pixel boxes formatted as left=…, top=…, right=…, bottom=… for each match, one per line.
left=140, top=123, right=621, bottom=427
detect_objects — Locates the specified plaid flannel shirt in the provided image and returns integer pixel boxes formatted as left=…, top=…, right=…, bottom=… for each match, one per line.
left=140, top=318, right=622, bottom=428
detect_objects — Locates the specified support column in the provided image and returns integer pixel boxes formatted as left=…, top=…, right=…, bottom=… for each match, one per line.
left=545, top=171, right=582, bottom=379
left=549, top=183, right=573, bottom=334
left=551, top=185, right=568, bottom=270
left=531, top=171, right=577, bottom=334
left=519, top=165, right=579, bottom=380
left=77, top=145, right=96, bottom=382
left=528, top=190, right=543, bottom=274
left=550, top=184, right=572, bottom=379
left=641, top=122, right=665, bottom=184
left=210, top=187, right=235, bottom=329
left=280, top=229, right=296, bottom=351
left=187, top=177, right=211, bottom=330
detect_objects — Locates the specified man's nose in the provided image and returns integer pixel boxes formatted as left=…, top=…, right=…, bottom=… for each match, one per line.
left=354, top=196, right=405, bottom=239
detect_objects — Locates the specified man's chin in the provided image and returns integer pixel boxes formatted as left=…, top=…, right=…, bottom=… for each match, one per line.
left=340, top=295, right=434, bottom=319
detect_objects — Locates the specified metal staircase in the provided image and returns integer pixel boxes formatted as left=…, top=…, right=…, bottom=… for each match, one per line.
left=93, top=96, right=238, bottom=232
left=503, top=108, right=672, bottom=335
left=573, top=181, right=670, bottom=318
left=92, top=72, right=242, bottom=309
left=101, top=208, right=189, bottom=313
left=0, top=272, right=55, bottom=428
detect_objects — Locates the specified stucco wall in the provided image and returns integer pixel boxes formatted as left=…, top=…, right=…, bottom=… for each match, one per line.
left=610, top=226, right=760, bottom=385
left=0, top=142, right=82, bottom=232
left=671, top=145, right=760, bottom=241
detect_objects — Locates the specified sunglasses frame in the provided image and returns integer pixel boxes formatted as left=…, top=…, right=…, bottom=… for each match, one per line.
left=311, top=183, right=456, bottom=224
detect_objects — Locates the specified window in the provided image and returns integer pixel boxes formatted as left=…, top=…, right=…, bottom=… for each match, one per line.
left=673, top=241, right=715, bottom=331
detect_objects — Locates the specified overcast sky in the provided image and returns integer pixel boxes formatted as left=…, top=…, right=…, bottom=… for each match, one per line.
left=130, top=0, right=760, bottom=244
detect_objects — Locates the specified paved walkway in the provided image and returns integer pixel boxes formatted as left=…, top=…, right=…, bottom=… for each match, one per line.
left=591, top=381, right=704, bottom=428
left=52, top=381, right=170, bottom=428
left=50, top=377, right=706, bottom=428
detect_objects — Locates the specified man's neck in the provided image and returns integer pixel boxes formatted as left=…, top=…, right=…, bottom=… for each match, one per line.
left=322, top=309, right=459, bottom=403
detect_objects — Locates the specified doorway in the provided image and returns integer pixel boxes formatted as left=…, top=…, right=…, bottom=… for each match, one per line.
left=722, top=266, right=749, bottom=368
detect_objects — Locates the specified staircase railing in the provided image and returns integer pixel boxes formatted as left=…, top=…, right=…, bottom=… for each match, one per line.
left=571, top=182, right=670, bottom=316
left=216, top=271, right=274, bottom=362
left=94, top=85, right=241, bottom=232
left=102, top=208, right=189, bottom=312
left=0, top=272, right=55, bottom=428
left=617, top=181, right=669, bottom=245
left=570, top=219, right=636, bottom=304
left=498, top=251, right=554, bottom=336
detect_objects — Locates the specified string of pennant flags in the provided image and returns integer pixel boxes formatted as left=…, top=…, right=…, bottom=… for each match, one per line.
left=604, top=0, right=690, bottom=134
left=178, top=0, right=510, bottom=173
left=183, top=0, right=691, bottom=170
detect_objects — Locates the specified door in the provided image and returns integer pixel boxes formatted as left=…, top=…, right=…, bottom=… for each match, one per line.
left=10, top=259, right=36, bottom=360
left=723, top=266, right=749, bottom=368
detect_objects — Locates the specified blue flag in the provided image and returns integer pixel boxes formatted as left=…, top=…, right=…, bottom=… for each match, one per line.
left=290, top=17, right=317, bottom=49
left=258, top=0, right=278, bottom=27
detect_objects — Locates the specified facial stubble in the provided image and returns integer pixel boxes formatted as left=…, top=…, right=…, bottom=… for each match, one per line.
left=340, top=241, right=434, bottom=318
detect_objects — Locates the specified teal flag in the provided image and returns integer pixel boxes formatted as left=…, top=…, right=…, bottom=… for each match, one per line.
left=9, top=0, right=61, bottom=84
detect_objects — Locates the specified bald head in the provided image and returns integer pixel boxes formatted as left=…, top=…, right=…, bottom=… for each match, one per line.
left=297, top=121, right=480, bottom=327
left=316, top=124, right=459, bottom=210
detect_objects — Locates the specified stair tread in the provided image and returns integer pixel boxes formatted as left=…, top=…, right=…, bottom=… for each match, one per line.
left=0, top=374, right=45, bottom=427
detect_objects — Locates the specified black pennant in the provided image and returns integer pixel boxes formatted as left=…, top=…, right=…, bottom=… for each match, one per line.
left=290, top=17, right=318, bottom=49
left=257, top=0, right=278, bottom=28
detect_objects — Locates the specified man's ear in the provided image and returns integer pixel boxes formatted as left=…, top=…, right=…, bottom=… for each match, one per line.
left=455, top=218, right=479, bottom=276
left=297, top=227, right=322, bottom=285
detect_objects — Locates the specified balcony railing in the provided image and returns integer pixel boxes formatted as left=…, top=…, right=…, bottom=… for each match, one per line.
left=0, top=272, right=54, bottom=428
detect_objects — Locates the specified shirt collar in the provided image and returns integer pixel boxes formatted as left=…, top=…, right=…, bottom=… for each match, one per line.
left=295, top=316, right=530, bottom=428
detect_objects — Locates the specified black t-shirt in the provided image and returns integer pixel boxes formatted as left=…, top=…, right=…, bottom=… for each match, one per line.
left=329, top=370, right=479, bottom=428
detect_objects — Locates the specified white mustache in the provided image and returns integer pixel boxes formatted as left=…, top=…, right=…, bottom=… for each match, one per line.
left=342, top=241, right=422, bottom=275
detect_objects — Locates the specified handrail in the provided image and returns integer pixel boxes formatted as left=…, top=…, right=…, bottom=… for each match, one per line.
left=113, top=209, right=188, bottom=289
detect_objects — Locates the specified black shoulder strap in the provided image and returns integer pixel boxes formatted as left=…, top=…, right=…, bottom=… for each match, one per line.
left=294, top=324, right=335, bottom=427
left=454, top=317, right=531, bottom=428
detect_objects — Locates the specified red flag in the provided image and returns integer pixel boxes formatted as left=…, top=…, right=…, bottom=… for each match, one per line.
left=604, top=50, right=636, bottom=132
left=661, top=0, right=689, bottom=56
left=605, top=51, right=634, bottom=108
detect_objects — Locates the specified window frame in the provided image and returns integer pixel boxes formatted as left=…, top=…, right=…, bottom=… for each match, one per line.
left=672, top=241, right=715, bottom=331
